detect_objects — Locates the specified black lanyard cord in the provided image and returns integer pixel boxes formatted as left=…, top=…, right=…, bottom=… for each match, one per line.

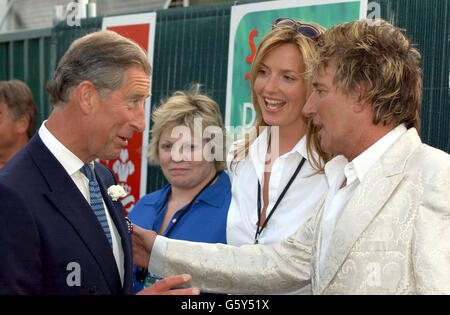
left=163, top=171, right=219, bottom=237
left=254, top=157, right=306, bottom=244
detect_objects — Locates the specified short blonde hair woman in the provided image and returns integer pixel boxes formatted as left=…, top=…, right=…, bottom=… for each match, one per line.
left=129, top=86, right=231, bottom=294
left=148, top=85, right=226, bottom=172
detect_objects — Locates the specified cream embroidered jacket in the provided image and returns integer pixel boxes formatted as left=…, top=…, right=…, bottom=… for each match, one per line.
left=159, top=128, right=450, bottom=294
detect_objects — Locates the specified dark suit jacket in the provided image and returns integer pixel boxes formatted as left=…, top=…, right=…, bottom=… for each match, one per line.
left=0, top=134, right=133, bottom=295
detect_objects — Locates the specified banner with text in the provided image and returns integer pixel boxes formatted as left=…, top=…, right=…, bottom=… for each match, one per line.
left=225, top=0, right=367, bottom=129
left=101, top=12, right=157, bottom=214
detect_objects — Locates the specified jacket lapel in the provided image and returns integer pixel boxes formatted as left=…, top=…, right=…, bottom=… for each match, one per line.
left=45, top=190, right=122, bottom=292
left=317, top=128, right=422, bottom=293
left=309, top=197, right=326, bottom=293
left=29, top=136, right=122, bottom=293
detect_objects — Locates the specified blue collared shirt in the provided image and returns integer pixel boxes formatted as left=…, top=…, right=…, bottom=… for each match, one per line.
left=128, top=171, right=231, bottom=293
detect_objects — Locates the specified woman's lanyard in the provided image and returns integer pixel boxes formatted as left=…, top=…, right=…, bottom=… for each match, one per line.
left=254, top=157, right=306, bottom=244
left=136, top=171, right=219, bottom=283
left=159, top=171, right=219, bottom=237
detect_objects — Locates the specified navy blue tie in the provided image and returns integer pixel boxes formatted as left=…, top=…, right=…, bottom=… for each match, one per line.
left=80, top=164, right=113, bottom=248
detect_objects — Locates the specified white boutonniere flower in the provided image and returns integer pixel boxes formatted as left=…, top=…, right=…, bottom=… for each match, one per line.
left=108, top=185, right=127, bottom=201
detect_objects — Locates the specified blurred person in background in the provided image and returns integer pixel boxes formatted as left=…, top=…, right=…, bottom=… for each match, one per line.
left=0, top=79, right=37, bottom=168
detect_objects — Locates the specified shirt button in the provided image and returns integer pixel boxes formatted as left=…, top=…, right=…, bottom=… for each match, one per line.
left=172, top=218, right=177, bottom=223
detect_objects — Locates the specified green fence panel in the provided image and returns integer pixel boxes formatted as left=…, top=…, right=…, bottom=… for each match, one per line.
left=49, top=3, right=232, bottom=193
left=380, top=0, right=449, bottom=158
left=1, top=0, right=448, bottom=194
left=145, top=4, right=232, bottom=192
left=0, top=28, right=52, bottom=127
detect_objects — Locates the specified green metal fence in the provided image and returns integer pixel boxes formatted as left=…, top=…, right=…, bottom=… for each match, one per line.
left=0, top=0, right=448, bottom=193
left=382, top=0, right=449, bottom=157
left=0, top=27, right=52, bottom=127
left=46, top=3, right=233, bottom=192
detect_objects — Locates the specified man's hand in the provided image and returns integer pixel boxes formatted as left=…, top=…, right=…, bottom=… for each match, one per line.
left=132, top=224, right=157, bottom=268
left=137, top=274, right=200, bottom=295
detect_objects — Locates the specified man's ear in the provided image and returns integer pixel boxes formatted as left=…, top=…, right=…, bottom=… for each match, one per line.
left=74, top=81, right=98, bottom=115
left=14, top=114, right=30, bottom=135
left=352, top=82, right=372, bottom=114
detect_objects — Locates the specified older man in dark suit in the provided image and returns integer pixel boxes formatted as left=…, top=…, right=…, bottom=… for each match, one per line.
left=0, top=30, right=197, bottom=295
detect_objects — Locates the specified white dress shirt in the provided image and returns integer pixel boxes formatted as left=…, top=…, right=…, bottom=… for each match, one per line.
left=39, top=121, right=125, bottom=285
left=151, top=128, right=329, bottom=294
left=319, top=124, right=408, bottom=271
left=226, top=128, right=328, bottom=246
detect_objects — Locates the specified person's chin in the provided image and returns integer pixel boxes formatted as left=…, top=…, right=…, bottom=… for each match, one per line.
left=262, top=115, right=282, bottom=127
left=170, top=179, right=194, bottom=189
left=319, top=139, right=332, bottom=155
left=99, top=148, right=121, bottom=161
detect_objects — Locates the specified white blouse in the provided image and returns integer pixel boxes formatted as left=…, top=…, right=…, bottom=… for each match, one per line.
left=226, top=128, right=328, bottom=246
left=225, top=129, right=328, bottom=294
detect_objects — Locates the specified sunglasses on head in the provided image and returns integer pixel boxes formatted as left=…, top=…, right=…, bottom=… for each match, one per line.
left=272, top=18, right=321, bottom=41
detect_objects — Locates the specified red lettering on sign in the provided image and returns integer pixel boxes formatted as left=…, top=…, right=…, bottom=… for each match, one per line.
left=244, top=29, right=258, bottom=80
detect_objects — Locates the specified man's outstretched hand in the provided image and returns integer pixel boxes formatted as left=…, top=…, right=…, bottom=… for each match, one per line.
left=131, top=223, right=157, bottom=268
left=131, top=224, right=199, bottom=295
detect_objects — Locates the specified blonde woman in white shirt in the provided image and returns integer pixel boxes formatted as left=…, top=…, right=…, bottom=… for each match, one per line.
left=226, top=20, right=331, bottom=294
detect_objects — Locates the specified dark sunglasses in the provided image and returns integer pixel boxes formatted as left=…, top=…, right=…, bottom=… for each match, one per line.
left=272, top=18, right=321, bottom=41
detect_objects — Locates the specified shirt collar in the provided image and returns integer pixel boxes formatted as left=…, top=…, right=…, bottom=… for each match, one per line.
left=146, top=171, right=230, bottom=209
left=194, top=171, right=229, bottom=208
left=324, top=155, right=348, bottom=187
left=290, top=134, right=308, bottom=160
left=248, top=127, right=270, bottom=167
left=38, top=120, right=85, bottom=176
left=350, top=123, right=407, bottom=184
left=324, top=124, right=407, bottom=187
left=249, top=126, right=310, bottom=164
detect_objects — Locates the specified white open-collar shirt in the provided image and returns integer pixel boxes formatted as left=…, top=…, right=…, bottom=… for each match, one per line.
left=39, top=121, right=125, bottom=285
left=319, top=124, right=407, bottom=272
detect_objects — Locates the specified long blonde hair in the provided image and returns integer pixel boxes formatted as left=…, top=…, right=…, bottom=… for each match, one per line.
left=230, top=23, right=332, bottom=172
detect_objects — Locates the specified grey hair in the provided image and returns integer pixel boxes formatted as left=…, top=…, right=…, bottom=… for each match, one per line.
left=47, top=30, right=151, bottom=106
